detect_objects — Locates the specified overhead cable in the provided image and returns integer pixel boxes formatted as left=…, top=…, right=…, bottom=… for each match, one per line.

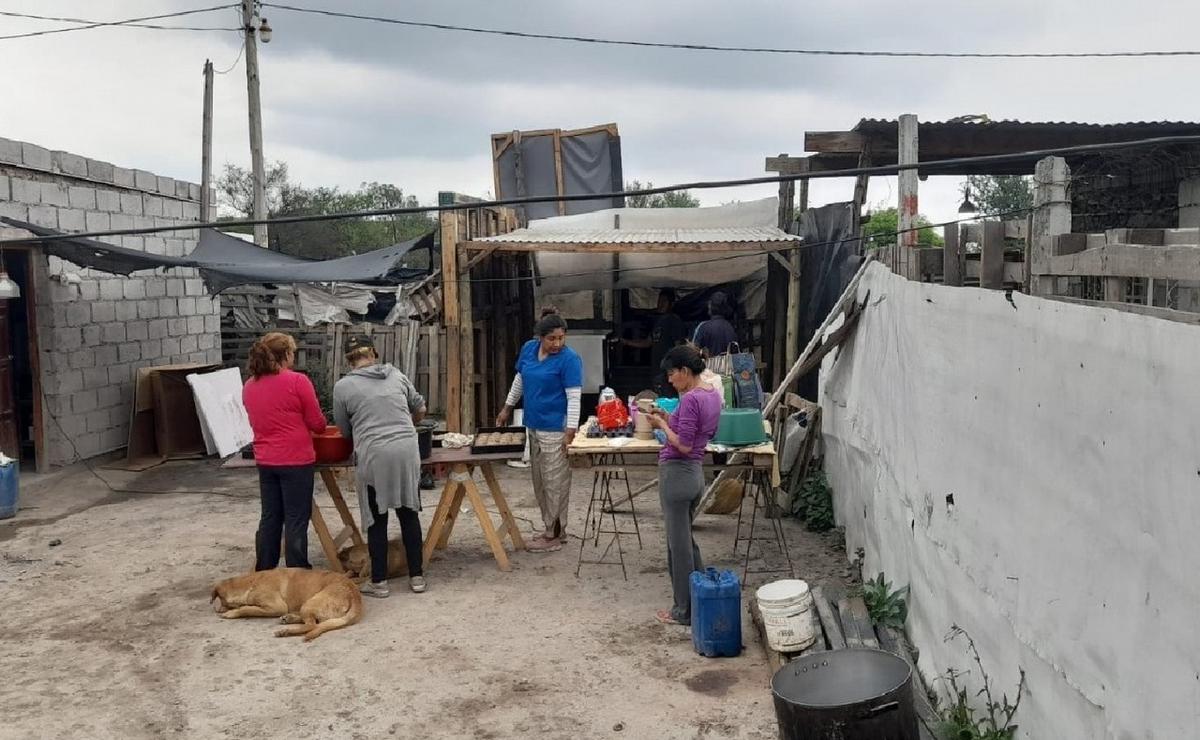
left=264, top=3, right=1200, bottom=59
left=0, top=5, right=239, bottom=41
left=6, top=132, right=1200, bottom=247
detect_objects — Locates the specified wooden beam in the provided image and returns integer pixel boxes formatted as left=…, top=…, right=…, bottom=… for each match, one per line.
left=850, top=142, right=872, bottom=254
left=980, top=220, right=1006, bottom=289
left=769, top=250, right=798, bottom=277
left=1030, top=156, right=1071, bottom=295
left=1046, top=244, right=1200, bottom=281
left=897, top=114, right=919, bottom=278
left=459, top=239, right=795, bottom=254
left=803, top=130, right=866, bottom=154
left=1046, top=295, right=1200, bottom=325
left=764, top=155, right=812, bottom=175
left=943, top=224, right=963, bottom=286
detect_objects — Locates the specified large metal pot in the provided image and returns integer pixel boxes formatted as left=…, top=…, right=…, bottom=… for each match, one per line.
left=772, top=648, right=918, bottom=740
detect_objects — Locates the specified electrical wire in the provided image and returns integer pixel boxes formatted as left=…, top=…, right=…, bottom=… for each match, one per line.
left=0, top=9, right=240, bottom=33
left=214, top=40, right=247, bottom=74
left=5, top=133, right=1200, bottom=249
left=0, top=5, right=239, bottom=41
left=264, top=2, right=1200, bottom=59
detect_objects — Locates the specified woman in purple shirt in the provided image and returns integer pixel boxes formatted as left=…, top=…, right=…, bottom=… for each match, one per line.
left=648, top=345, right=723, bottom=625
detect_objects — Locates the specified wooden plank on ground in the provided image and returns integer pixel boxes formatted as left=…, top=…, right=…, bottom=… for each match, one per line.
left=838, top=594, right=864, bottom=648
left=811, top=585, right=846, bottom=650
left=845, top=596, right=880, bottom=649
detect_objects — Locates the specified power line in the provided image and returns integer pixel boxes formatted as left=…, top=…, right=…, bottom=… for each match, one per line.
left=264, top=2, right=1200, bottom=59
left=214, top=40, right=248, bottom=74
left=5, top=132, right=1200, bottom=248
left=0, top=5, right=239, bottom=41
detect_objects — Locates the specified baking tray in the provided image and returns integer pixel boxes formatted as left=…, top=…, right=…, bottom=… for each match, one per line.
left=470, top=425, right=527, bottom=455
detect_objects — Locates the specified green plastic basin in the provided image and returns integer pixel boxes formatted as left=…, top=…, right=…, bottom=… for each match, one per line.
left=712, top=408, right=768, bottom=446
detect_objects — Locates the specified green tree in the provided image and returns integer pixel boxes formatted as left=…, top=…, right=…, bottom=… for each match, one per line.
left=862, top=207, right=944, bottom=250
left=965, top=175, right=1034, bottom=216
left=216, top=164, right=435, bottom=260
left=624, top=180, right=700, bottom=208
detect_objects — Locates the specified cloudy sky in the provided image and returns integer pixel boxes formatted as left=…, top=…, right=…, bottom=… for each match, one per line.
left=3, top=0, right=1199, bottom=222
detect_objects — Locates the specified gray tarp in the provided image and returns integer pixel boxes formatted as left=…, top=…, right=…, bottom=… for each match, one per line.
left=0, top=218, right=431, bottom=293
left=495, top=128, right=623, bottom=220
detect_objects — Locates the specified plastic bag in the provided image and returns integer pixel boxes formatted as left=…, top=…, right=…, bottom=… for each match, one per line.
left=596, top=387, right=629, bottom=431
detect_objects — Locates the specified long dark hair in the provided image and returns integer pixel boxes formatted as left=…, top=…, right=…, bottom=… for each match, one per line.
left=535, top=305, right=567, bottom=337
left=661, top=344, right=706, bottom=375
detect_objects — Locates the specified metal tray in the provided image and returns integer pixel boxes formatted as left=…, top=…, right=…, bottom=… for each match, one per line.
left=470, top=425, right=527, bottom=455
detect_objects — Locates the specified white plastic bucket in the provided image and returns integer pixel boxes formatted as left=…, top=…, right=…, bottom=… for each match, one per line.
left=756, top=579, right=816, bottom=652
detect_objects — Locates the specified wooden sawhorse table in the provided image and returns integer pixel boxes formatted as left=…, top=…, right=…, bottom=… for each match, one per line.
left=421, top=447, right=526, bottom=571
left=309, top=464, right=365, bottom=574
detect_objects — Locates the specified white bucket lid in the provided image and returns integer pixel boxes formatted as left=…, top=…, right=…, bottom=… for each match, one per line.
left=755, top=579, right=811, bottom=605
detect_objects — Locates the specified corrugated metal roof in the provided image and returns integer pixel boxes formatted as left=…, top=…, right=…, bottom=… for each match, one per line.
left=475, top=227, right=799, bottom=244
left=853, top=118, right=1200, bottom=132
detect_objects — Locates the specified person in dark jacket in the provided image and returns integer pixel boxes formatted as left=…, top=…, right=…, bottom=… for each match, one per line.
left=691, top=292, right=739, bottom=358
left=615, top=289, right=685, bottom=397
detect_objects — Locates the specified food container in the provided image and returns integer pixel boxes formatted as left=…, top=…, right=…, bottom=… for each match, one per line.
left=417, top=422, right=435, bottom=461
left=470, top=426, right=527, bottom=455
left=712, top=408, right=768, bottom=446
left=312, top=425, right=353, bottom=464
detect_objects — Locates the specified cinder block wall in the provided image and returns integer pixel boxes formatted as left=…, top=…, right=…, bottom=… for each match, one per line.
left=0, top=136, right=222, bottom=466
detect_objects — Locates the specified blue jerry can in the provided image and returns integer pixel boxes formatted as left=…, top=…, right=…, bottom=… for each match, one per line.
left=690, top=567, right=743, bottom=658
left=0, top=459, right=17, bottom=519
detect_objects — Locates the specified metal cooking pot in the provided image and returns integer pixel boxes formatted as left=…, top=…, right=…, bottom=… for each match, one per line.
left=771, top=648, right=918, bottom=740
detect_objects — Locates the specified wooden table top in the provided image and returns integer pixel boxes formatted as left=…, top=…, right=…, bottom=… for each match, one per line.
left=568, top=417, right=775, bottom=458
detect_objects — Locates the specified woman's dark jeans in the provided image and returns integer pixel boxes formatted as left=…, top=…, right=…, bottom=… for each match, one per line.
left=255, top=465, right=314, bottom=570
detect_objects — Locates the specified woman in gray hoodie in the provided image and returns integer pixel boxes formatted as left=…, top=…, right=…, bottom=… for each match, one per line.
left=333, top=335, right=427, bottom=597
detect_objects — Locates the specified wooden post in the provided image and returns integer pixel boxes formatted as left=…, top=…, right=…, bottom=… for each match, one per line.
left=775, top=154, right=797, bottom=386
left=440, top=207, right=462, bottom=432
left=200, top=60, right=214, bottom=222
left=897, top=114, right=919, bottom=278
left=1104, top=277, right=1125, bottom=303
left=786, top=158, right=809, bottom=370
left=552, top=130, right=567, bottom=217
left=850, top=143, right=872, bottom=255
left=943, top=223, right=963, bottom=286
left=980, top=221, right=1005, bottom=289
left=1030, top=156, right=1071, bottom=296
left=457, top=211, right=476, bottom=433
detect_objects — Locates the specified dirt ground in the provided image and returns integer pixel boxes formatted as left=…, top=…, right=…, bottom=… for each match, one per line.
left=0, top=458, right=851, bottom=740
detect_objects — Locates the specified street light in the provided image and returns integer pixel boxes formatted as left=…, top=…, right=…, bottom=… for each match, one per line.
left=957, top=186, right=978, bottom=216
left=258, top=17, right=272, bottom=43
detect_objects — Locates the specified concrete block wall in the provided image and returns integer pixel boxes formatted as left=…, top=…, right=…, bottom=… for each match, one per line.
left=0, top=136, right=221, bottom=466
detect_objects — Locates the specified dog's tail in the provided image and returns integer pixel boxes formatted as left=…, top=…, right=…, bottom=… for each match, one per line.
left=301, top=582, right=364, bottom=642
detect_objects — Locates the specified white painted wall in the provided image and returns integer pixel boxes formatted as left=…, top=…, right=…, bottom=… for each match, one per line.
left=820, top=263, right=1200, bottom=740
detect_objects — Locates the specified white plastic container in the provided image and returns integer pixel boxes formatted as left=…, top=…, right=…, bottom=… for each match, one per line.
left=756, top=579, right=817, bottom=652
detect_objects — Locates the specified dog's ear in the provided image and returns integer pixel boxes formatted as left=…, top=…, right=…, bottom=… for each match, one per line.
left=210, top=585, right=220, bottom=603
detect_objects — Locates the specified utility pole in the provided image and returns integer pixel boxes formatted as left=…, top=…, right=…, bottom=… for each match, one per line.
left=200, top=60, right=214, bottom=222
left=241, top=0, right=268, bottom=247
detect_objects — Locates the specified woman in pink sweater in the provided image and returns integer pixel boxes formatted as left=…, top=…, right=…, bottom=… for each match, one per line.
left=242, top=332, right=327, bottom=570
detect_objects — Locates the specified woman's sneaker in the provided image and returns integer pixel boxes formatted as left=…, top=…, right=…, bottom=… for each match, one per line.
left=359, top=581, right=390, bottom=598
left=409, top=576, right=427, bottom=593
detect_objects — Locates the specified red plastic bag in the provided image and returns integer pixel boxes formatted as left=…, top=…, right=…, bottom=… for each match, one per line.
left=597, top=397, right=629, bottom=431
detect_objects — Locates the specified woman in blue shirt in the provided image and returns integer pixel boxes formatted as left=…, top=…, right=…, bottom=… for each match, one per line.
left=497, top=307, right=584, bottom=553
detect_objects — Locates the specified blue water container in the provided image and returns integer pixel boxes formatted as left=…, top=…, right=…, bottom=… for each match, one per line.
left=690, top=567, right=743, bottom=657
left=0, top=460, right=18, bottom=519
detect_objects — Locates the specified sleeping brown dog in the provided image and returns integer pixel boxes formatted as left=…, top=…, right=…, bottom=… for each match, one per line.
left=337, top=540, right=409, bottom=580
left=211, top=568, right=362, bottom=642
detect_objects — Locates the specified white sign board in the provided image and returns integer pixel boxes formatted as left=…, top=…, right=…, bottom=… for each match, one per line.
left=187, top=368, right=254, bottom=458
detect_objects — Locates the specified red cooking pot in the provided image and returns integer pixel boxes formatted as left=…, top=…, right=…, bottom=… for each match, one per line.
left=312, top=425, right=353, bottom=464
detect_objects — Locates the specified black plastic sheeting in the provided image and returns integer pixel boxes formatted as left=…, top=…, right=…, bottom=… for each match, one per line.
left=795, top=202, right=861, bottom=400
left=0, top=218, right=431, bottom=293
